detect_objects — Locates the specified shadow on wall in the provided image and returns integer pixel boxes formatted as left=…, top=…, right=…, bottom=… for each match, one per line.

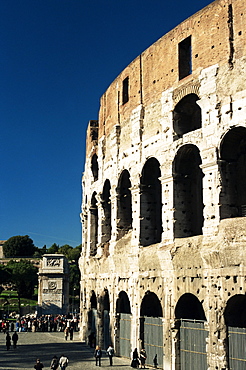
left=37, top=302, right=67, bottom=316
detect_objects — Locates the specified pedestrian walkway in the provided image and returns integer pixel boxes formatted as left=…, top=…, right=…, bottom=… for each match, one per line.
left=0, top=331, right=132, bottom=370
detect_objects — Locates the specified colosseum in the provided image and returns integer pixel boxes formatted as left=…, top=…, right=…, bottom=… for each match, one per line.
left=79, top=0, right=246, bottom=369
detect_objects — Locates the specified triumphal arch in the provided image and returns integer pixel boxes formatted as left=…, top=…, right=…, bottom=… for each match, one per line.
left=38, top=254, right=69, bottom=315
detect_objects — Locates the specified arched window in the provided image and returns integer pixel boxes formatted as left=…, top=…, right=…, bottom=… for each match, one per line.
left=91, top=154, right=98, bottom=181
left=173, top=145, right=204, bottom=238
left=224, top=294, right=246, bottom=328
left=175, top=293, right=207, bottom=370
left=116, top=291, right=131, bottom=314
left=88, top=291, right=97, bottom=343
left=90, top=192, right=98, bottom=256
left=140, top=292, right=163, bottom=368
left=98, top=289, right=110, bottom=349
left=101, top=180, right=111, bottom=244
left=116, top=170, right=132, bottom=240
left=173, top=94, right=201, bottom=138
left=175, top=293, right=206, bottom=321
left=140, top=158, right=162, bottom=246
left=140, top=291, right=163, bottom=318
left=219, top=127, right=246, bottom=219
left=224, top=294, right=246, bottom=369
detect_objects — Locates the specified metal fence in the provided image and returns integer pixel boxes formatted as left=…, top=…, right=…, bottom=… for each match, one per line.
left=180, top=319, right=208, bottom=370
left=119, top=313, right=131, bottom=358
left=142, top=316, right=163, bottom=369
left=228, top=326, right=246, bottom=370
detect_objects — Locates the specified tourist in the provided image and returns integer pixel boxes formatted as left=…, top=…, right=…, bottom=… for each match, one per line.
left=131, top=348, right=139, bottom=368
left=64, top=326, right=69, bottom=340
left=34, top=359, right=44, bottom=370
left=12, top=331, right=18, bottom=348
left=59, top=354, right=68, bottom=370
left=107, top=344, right=114, bottom=366
left=139, top=348, right=147, bottom=368
left=50, top=355, right=59, bottom=370
left=6, top=332, right=11, bottom=350
left=94, top=345, right=102, bottom=366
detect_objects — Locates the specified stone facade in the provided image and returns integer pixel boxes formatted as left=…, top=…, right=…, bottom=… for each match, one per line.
left=38, top=254, right=69, bottom=315
left=80, top=0, right=246, bottom=369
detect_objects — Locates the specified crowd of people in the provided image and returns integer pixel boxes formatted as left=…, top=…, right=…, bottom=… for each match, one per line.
left=0, top=313, right=79, bottom=334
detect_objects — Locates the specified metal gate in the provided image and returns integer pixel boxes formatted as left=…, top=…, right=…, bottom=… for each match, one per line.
left=140, top=317, right=163, bottom=369
left=103, top=310, right=110, bottom=350
left=180, top=319, right=208, bottom=370
left=228, top=326, right=246, bottom=369
left=91, top=308, right=97, bottom=333
left=119, top=313, right=131, bottom=357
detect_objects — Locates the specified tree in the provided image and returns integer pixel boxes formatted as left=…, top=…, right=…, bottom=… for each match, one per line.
left=5, top=260, right=38, bottom=313
left=59, top=244, right=73, bottom=258
left=46, top=243, right=59, bottom=254
left=67, top=244, right=82, bottom=262
left=3, top=235, right=35, bottom=258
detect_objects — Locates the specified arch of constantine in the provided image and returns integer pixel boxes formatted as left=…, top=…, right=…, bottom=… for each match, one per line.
left=80, top=0, right=246, bottom=368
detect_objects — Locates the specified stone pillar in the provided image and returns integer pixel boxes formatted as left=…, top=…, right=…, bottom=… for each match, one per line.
left=161, top=174, right=174, bottom=244
left=38, top=254, right=69, bottom=315
left=200, top=158, right=220, bottom=237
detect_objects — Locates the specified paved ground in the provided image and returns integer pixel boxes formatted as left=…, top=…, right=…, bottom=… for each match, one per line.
left=0, top=331, right=132, bottom=370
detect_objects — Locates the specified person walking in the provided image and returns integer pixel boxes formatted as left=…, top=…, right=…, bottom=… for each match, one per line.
left=139, top=348, right=147, bottom=368
left=94, top=345, right=102, bottom=366
left=12, top=331, right=18, bottom=348
left=50, top=355, right=59, bottom=370
left=34, top=359, right=44, bottom=370
left=6, top=332, right=11, bottom=351
left=107, top=344, right=114, bottom=366
left=59, top=354, right=68, bottom=370
left=69, top=326, right=73, bottom=340
left=64, top=327, right=69, bottom=341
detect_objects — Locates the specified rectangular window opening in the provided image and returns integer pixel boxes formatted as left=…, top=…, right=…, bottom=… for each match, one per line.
left=179, top=36, right=192, bottom=80
left=122, top=77, right=129, bottom=105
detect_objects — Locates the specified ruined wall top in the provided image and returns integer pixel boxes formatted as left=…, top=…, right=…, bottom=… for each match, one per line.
left=85, top=0, right=246, bottom=155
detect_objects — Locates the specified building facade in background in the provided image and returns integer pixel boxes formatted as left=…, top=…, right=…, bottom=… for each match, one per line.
left=80, top=0, right=246, bottom=368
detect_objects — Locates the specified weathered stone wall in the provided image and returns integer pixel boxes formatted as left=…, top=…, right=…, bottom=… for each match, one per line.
left=80, top=0, right=246, bottom=369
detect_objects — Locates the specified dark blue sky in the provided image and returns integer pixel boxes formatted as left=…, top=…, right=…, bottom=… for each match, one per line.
left=1, top=0, right=213, bottom=248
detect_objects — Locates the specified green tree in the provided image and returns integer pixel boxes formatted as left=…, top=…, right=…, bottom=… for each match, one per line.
left=5, top=260, right=38, bottom=311
left=0, top=265, right=10, bottom=293
left=46, top=243, right=59, bottom=254
left=59, top=244, right=73, bottom=258
left=67, top=244, right=82, bottom=261
left=3, top=235, right=35, bottom=258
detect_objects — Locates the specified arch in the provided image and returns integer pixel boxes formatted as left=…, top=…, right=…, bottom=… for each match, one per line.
left=98, top=289, right=110, bottom=349
left=88, top=291, right=97, bottom=347
left=101, top=180, right=111, bottom=244
left=91, top=153, right=99, bottom=181
left=173, top=93, right=201, bottom=138
left=140, top=291, right=163, bottom=317
left=175, top=294, right=207, bottom=369
left=116, top=170, right=132, bottom=239
left=224, top=295, right=246, bottom=369
left=224, top=294, right=246, bottom=328
left=140, top=158, right=162, bottom=247
left=90, top=290, right=97, bottom=309
left=116, top=291, right=131, bottom=358
left=90, top=192, right=98, bottom=256
left=140, top=292, right=163, bottom=368
left=173, top=145, right=204, bottom=238
left=116, top=291, right=131, bottom=314
left=219, top=126, right=246, bottom=219
left=175, top=293, right=206, bottom=320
